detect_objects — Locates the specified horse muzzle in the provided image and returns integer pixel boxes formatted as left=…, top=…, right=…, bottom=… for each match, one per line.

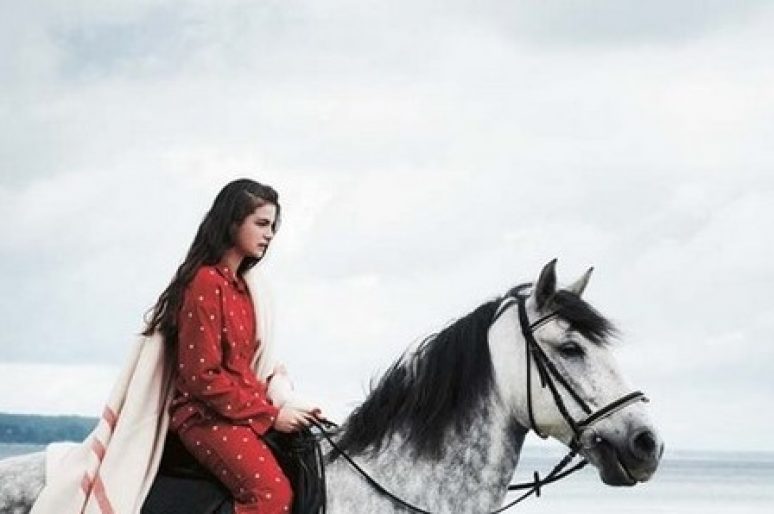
left=580, top=425, right=664, bottom=486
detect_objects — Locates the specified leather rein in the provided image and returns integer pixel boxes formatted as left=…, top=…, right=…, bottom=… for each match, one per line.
left=313, top=292, right=648, bottom=513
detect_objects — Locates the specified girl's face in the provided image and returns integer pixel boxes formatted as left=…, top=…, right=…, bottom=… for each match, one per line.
left=232, top=203, right=277, bottom=259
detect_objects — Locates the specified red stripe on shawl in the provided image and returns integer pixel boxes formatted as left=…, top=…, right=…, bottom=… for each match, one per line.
left=81, top=472, right=92, bottom=495
left=90, top=437, right=106, bottom=461
left=102, top=405, right=118, bottom=431
left=92, top=474, right=116, bottom=514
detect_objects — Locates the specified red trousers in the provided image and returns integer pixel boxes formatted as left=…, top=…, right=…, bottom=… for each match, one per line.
left=176, top=419, right=292, bottom=514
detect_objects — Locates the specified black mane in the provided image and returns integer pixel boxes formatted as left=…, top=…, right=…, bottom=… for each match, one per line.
left=333, top=300, right=500, bottom=460
left=333, top=284, right=616, bottom=460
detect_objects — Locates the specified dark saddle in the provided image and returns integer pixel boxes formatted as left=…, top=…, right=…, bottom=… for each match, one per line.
left=141, top=429, right=327, bottom=514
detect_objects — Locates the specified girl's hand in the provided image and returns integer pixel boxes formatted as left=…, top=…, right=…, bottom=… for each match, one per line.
left=309, top=407, right=327, bottom=422
left=273, top=405, right=316, bottom=433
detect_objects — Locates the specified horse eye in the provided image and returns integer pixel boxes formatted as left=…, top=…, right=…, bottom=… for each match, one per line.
left=558, top=341, right=585, bottom=358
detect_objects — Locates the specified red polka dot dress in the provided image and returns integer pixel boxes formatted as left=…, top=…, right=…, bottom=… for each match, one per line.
left=168, top=264, right=292, bottom=514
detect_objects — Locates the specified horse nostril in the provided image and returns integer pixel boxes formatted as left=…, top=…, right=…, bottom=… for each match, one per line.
left=630, top=429, right=658, bottom=460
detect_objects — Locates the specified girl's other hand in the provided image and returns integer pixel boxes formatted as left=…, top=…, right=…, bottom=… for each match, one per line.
left=273, top=405, right=316, bottom=433
left=309, top=407, right=327, bottom=422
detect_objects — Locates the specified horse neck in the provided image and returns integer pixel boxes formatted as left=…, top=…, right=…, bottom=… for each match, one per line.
left=346, top=390, right=528, bottom=512
left=326, top=304, right=534, bottom=512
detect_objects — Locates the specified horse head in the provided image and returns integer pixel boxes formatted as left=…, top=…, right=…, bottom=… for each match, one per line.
left=491, top=259, right=663, bottom=486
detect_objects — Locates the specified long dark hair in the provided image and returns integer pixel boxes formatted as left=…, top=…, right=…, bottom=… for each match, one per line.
left=142, top=178, right=281, bottom=344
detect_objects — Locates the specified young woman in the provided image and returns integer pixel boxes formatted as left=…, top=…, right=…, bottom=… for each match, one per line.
left=142, top=178, right=321, bottom=514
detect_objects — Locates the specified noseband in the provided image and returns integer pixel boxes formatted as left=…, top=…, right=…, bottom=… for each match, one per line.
left=492, top=293, right=648, bottom=451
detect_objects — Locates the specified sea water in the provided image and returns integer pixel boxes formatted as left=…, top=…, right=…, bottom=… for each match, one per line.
left=2, top=445, right=772, bottom=512
left=512, top=447, right=774, bottom=513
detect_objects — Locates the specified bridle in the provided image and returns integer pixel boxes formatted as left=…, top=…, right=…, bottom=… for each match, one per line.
left=313, top=290, right=649, bottom=513
left=491, top=291, right=648, bottom=452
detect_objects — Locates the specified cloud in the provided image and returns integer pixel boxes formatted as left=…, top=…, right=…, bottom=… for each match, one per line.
left=465, top=0, right=773, bottom=47
left=0, top=363, right=119, bottom=416
left=1, top=0, right=773, bottom=452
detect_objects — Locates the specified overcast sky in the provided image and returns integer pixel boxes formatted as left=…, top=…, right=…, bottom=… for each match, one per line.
left=1, top=0, right=772, bottom=453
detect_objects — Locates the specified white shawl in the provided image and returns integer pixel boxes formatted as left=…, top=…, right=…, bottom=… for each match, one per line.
left=30, top=268, right=299, bottom=514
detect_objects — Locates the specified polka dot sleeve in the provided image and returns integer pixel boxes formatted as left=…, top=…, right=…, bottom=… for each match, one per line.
left=176, top=271, right=279, bottom=435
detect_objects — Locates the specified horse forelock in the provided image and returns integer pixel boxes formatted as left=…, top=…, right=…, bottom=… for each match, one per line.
left=551, top=290, right=618, bottom=345
left=333, top=299, right=500, bottom=460
left=505, top=282, right=617, bottom=346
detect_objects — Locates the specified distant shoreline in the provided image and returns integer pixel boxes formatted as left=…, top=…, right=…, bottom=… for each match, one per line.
left=2, top=411, right=773, bottom=461
left=0, top=411, right=97, bottom=445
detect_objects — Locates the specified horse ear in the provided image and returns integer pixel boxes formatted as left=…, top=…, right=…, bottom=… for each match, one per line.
left=567, top=266, right=594, bottom=297
left=535, top=259, right=558, bottom=309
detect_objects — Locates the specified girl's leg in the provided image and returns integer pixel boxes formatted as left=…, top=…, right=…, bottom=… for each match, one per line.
left=176, top=419, right=292, bottom=514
